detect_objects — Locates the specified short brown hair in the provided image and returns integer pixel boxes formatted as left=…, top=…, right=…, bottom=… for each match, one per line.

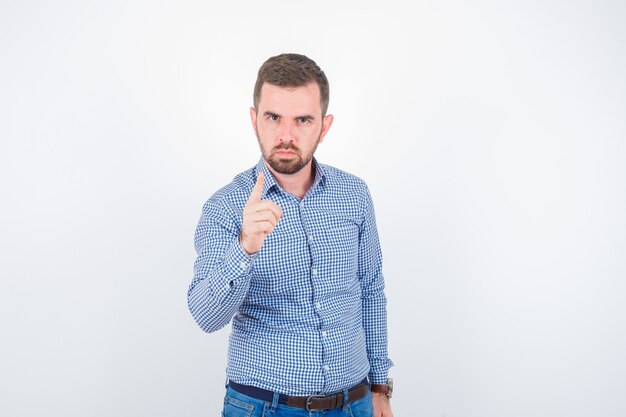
left=253, top=53, right=330, bottom=116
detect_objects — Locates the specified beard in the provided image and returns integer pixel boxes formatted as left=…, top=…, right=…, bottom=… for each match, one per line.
left=257, top=134, right=321, bottom=175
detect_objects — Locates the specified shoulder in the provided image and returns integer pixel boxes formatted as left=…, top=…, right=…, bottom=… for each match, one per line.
left=318, top=163, right=371, bottom=201
left=202, top=167, right=256, bottom=214
left=316, top=163, right=375, bottom=220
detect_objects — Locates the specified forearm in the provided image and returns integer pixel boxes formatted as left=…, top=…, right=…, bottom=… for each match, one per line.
left=187, top=272, right=250, bottom=333
left=358, top=185, right=393, bottom=383
left=362, top=290, right=393, bottom=383
left=188, top=227, right=256, bottom=333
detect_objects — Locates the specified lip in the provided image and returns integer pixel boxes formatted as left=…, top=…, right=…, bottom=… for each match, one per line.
left=275, top=150, right=296, bottom=157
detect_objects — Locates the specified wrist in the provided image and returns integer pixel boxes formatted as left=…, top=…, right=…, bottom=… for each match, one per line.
left=239, top=232, right=259, bottom=255
left=370, top=378, right=393, bottom=399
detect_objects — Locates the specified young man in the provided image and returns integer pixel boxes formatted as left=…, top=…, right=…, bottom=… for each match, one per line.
left=188, top=53, right=394, bottom=417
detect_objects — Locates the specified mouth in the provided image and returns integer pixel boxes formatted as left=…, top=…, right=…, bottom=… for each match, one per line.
left=274, top=149, right=297, bottom=157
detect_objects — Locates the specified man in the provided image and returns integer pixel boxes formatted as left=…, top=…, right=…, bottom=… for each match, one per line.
left=188, top=53, right=394, bottom=417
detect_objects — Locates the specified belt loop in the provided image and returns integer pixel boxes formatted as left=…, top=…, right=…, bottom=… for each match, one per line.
left=269, top=391, right=280, bottom=413
left=224, top=377, right=229, bottom=390
left=342, top=388, right=350, bottom=411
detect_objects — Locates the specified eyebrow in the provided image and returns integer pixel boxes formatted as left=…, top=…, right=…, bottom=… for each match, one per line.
left=263, top=111, right=316, bottom=121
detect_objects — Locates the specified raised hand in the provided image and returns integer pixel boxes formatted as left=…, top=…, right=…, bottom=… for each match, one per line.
left=240, top=172, right=283, bottom=254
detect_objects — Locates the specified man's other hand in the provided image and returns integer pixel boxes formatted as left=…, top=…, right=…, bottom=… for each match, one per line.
left=372, top=392, right=394, bottom=417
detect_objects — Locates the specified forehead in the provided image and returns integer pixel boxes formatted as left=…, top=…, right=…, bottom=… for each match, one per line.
left=258, top=82, right=322, bottom=116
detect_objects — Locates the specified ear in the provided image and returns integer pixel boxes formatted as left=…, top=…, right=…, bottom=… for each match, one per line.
left=250, top=107, right=258, bottom=135
left=318, top=114, right=334, bottom=144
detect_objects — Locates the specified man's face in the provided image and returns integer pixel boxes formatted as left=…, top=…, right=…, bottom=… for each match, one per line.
left=250, top=82, right=333, bottom=175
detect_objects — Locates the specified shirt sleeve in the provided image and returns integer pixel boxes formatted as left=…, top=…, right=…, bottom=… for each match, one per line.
left=187, top=196, right=257, bottom=333
left=358, top=186, right=394, bottom=384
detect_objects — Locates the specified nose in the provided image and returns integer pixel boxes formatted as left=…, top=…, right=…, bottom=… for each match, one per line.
left=277, top=120, right=295, bottom=144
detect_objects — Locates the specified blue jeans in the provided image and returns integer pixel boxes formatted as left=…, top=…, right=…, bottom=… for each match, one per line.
left=221, top=385, right=374, bottom=417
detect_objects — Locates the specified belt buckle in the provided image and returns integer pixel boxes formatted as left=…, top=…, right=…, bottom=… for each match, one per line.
left=306, top=394, right=326, bottom=412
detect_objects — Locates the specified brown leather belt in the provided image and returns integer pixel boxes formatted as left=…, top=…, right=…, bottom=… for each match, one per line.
left=229, top=379, right=370, bottom=411
left=286, top=383, right=369, bottom=411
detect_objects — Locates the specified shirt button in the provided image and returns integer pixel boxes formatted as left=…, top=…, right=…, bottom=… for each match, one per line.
left=322, top=331, right=327, bottom=337
left=323, top=365, right=330, bottom=371
left=316, top=302, right=322, bottom=310
left=240, top=261, right=247, bottom=269
left=312, top=268, right=317, bottom=276
left=308, top=235, right=314, bottom=243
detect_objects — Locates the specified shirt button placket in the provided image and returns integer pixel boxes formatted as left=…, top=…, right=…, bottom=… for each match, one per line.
left=301, top=198, right=330, bottom=384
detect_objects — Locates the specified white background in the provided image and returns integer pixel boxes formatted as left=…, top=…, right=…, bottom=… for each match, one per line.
left=1, top=1, right=625, bottom=416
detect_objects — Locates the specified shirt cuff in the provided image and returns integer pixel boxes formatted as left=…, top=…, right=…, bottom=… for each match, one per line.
left=209, top=238, right=258, bottom=296
left=230, top=239, right=259, bottom=284
left=368, top=357, right=393, bottom=384
left=368, top=372, right=389, bottom=385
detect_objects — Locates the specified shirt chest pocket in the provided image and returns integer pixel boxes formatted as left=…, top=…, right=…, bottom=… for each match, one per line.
left=317, top=212, right=360, bottom=259
left=314, top=212, right=361, bottom=294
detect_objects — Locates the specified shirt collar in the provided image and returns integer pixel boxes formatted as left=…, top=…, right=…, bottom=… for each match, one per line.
left=254, top=157, right=328, bottom=198
left=254, top=158, right=278, bottom=199
left=311, top=158, right=327, bottom=189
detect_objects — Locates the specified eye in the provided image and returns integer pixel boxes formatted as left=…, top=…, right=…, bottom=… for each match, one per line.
left=269, top=114, right=279, bottom=121
left=298, top=117, right=309, bottom=124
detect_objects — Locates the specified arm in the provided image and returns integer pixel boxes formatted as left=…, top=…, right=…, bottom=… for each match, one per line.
left=357, top=186, right=394, bottom=416
left=188, top=173, right=282, bottom=333
left=187, top=197, right=255, bottom=333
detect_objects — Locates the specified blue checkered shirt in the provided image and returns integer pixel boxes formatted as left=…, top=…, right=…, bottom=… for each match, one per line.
left=188, top=158, right=393, bottom=396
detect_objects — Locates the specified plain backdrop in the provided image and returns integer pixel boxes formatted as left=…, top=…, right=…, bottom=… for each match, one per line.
left=1, top=1, right=625, bottom=416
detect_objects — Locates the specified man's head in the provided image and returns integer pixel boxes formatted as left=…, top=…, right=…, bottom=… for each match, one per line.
left=253, top=53, right=330, bottom=118
left=251, top=53, right=333, bottom=176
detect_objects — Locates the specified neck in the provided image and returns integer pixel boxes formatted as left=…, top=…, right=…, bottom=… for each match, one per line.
left=267, top=161, right=315, bottom=199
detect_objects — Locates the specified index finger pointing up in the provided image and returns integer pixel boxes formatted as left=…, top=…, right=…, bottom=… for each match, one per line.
left=248, top=172, right=265, bottom=203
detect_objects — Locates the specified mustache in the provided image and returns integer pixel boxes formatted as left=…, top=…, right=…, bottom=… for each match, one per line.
left=273, top=143, right=300, bottom=152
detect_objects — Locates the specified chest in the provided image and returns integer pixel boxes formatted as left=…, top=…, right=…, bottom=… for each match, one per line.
left=250, top=194, right=363, bottom=296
